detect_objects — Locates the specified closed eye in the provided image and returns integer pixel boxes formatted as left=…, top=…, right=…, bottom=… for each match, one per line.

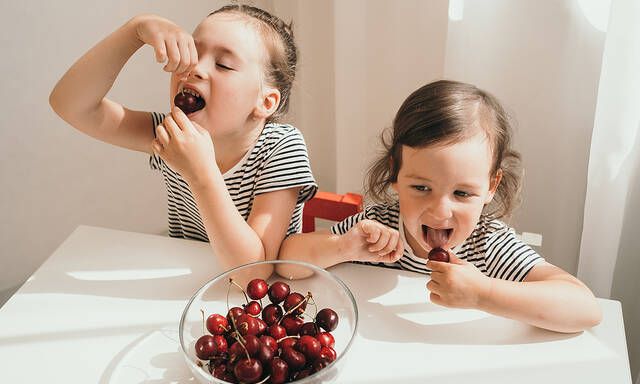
left=216, top=63, right=234, bottom=71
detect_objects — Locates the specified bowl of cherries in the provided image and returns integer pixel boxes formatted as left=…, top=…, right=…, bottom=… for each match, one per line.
left=179, top=260, right=358, bottom=384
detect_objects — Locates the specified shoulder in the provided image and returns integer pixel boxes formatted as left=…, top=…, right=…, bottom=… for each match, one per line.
left=362, top=202, right=401, bottom=228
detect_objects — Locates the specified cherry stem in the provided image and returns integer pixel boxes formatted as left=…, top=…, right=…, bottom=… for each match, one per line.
left=200, top=309, right=205, bottom=335
left=229, top=278, right=250, bottom=305
left=276, top=335, right=300, bottom=343
left=256, top=375, right=271, bottom=384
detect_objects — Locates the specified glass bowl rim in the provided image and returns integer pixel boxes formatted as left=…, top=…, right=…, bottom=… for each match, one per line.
left=178, top=259, right=359, bottom=383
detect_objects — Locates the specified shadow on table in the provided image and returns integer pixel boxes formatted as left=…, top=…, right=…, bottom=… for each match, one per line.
left=330, top=263, right=579, bottom=346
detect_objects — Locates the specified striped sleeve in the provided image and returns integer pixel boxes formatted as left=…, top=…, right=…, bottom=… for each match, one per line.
left=483, top=223, right=544, bottom=281
left=149, top=112, right=165, bottom=171
left=254, top=129, right=317, bottom=204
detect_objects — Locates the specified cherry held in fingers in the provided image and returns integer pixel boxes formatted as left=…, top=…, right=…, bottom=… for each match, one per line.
left=428, top=247, right=450, bottom=262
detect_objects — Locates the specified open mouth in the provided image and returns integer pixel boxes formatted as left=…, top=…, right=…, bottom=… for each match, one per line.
left=174, top=87, right=205, bottom=114
left=421, top=225, right=453, bottom=249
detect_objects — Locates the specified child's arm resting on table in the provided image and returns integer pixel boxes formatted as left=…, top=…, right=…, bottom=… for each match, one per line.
left=276, top=219, right=404, bottom=279
left=49, top=14, right=196, bottom=153
left=427, top=256, right=602, bottom=333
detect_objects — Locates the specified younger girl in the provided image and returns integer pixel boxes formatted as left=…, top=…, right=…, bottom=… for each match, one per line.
left=50, top=5, right=317, bottom=273
left=278, top=80, right=601, bottom=333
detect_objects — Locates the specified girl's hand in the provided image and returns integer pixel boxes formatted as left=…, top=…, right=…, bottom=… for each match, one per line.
left=338, top=219, right=404, bottom=264
left=152, top=108, right=217, bottom=185
left=132, top=14, right=198, bottom=76
left=426, top=252, right=492, bottom=309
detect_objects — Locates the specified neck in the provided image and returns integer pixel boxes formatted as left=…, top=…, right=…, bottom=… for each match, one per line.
left=214, top=119, right=265, bottom=174
left=402, top=222, right=428, bottom=259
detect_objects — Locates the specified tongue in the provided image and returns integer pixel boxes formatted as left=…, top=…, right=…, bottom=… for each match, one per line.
left=425, top=227, right=449, bottom=248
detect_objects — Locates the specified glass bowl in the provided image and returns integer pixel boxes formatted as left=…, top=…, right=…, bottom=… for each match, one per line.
left=179, top=260, right=358, bottom=384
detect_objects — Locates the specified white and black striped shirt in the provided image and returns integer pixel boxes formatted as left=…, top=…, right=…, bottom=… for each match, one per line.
left=150, top=112, right=317, bottom=242
left=331, top=203, right=543, bottom=281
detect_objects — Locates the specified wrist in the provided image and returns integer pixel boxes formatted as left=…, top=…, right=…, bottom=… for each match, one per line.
left=477, top=276, right=495, bottom=311
left=335, top=234, right=355, bottom=263
left=184, top=166, right=223, bottom=192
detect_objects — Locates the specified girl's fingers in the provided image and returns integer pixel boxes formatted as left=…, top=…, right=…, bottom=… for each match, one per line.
left=376, top=230, right=398, bottom=255
left=426, top=279, right=440, bottom=294
left=360, top=221, right=381, bottom=244
left=369, top=229, right=390, bottom=253
left=151, top=138, right=164, bottom=154
left=175, top=38, right=192, bottom=74
left=188, top=38, right=199, bottom=72
left=163, top=115, right=182, bottom=138
left=163, top=38, right=180, bottom=72
left=151, top=37, right=167, bottom=64
left=171, top=107, right=195, bottom=134
left=155, top=124, right=170, bottom=145
left=429, top=292, right=443, bottom=306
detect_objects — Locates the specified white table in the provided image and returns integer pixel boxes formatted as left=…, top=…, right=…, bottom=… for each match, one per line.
left=0, top=226, right=632, bottom=383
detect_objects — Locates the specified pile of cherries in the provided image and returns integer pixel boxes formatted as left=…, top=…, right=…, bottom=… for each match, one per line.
left=194, top=278, right=340, bottom=384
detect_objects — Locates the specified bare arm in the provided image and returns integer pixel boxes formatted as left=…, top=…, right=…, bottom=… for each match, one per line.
left=427, top=258, right=602, bottom=333
left=276, top=220, right=404, bottom=279
left=49, top=14, right=196, bottom=152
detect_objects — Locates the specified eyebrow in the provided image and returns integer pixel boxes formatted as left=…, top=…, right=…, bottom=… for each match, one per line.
left=404, top=174, right=482, bottom=190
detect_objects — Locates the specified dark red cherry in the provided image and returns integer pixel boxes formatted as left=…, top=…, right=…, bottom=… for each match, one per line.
left=243, top=334, right=261, bottom=356
left=246, top=278, right=269, bottom=300
left=283, top=292, right=307, bottom=315
left=295, top=335, right=322, bottom=361
left=268, top=324, right=287, bottom=340
left=312, top=357, right=331, bottom=373
left=259, top=335, right=278, bottom=353
left=244, top=301, right=262, bottom=316
left=229, top=341, right=246, bottom=364
left=212, top=363, right=227, bottom=379
left=278, top=337, right=298, bottom=350
left=195, top=335, right=217, bottom=360
left=268, top=281, right=290, bottom=304
left=281, top=347, right=306, bottom=371
left=212, top=334, right=228, bottom=354
left=256, top=343, right=275, bottom=365
left=300, top=322, right=319, bottom=337
left=319, top=346, right=337, bottom=362
left=255, top=317, right=267, bottom=336
left=269, top=357, right=289, bottom=384
left=227, top=307, right=245, bottom=325
left=173, top=91, right=205, bottom=114
left=236, top=314, right=260, bottom=336
left=428, top=247, right=450, bottom=262
left=206, top=313, right=228, bottom=335
left=281, top=315, right=304, bottom=336
left=262, top=303, right=283, bottom=326
left=316, top=332, right=335, bottom=348
left=233, top=358, right=263, bottom=384
left=316, top=308, right=339, bottom=332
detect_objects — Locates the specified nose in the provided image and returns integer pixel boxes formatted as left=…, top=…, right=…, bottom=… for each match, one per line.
left=189, top=57, right=209, bottom=80
left=426, top=195, right=453, bottom=222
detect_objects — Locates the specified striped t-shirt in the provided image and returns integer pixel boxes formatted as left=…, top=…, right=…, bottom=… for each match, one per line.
left=331, top=202, right=544, bottom=281
left=149, top=112, right=317, bottom=242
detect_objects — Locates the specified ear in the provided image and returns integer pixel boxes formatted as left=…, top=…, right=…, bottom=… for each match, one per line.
left=253, top=86, right=281, bottom=120
left=485, top=169, right=503, bottom=204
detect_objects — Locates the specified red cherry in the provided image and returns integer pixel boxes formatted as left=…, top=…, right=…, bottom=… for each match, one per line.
left=233, top=358, right=263, bottom=384
left=255, top=318, right=267, bottom=336
left=295, top=335, right=322, bottom=361
left=300, top=322, right=319, bottom=337
left=278, top=337, right=298, bottom=350
left=213, top=334, right=228, bottom=354
left=206, top=313, right=228, bottom=335
left=281, top=315, right=304, bottom=336
left=259, top=335, right=278, bottom=354
left=246, top=278, right=269, bottom=300
left=428, top=247, right=450, bottom=262
left=229, top=341, right=246, bottom=364
left=269, top=357, right=289, bottom=384
left=281, top=346, right=306, bottom=371
left=316, top=332, right=335, bottom=348
left=283, top=292, right=307, bottom=315
left=293, top=369, right=312, bottom=380
left=312, top=357, right=331, bottom=373
left=174, top=91, right=205, bottom=114
left=227, top=307, right=245, bottom=325
left=212, top=364, right=227, bottom=379
left=195, top=335, right=217, bottom=360
left=319, top=346, right=337, bottom=362
left=256, top=343, right=275, bottom=365
left=261, top=303, right=283, bottom=326
left=244, top=301, right=262, bottom=316
left=268, top=324, right=287, bottom=340
left=236, top=314, right=260, bottom=336
left=268, top=281, right=290, bottom=304
left=243, top=334, right=261, bottom=356
left=316, top=308, right=339, bottom=332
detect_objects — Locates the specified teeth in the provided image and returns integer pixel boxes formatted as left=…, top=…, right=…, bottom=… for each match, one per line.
left=181, top=87, right=201, bottom=98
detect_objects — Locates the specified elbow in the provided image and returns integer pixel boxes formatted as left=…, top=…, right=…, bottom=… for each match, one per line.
left=274, top=263, right=313, bottom=280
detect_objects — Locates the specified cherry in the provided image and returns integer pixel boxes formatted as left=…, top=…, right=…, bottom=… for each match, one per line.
left=428, top=247, right=450, bottom=262
left=229, top=341, right=246, bottom=364
left=195, top=335, right=217, bottom=360
left=300, top=321, right=319, bottom=337
left=261, top=303, right=283, bottom=326
left=312, top=357, right=331, bottom=373
left=316, top=308, right=339, bottom=332
left=236, top=314, right=260, bottom=336
left=283, top=292, right=307, bottom=315
left=281, top=346, right=306, bottom=371
left=319, top=346, right=337, bottom=362
left=281, top=315, right=304, bottom=336
left=206, top=313, right=228, bottom=335
left=268, top=324, right=287, bottom=340
left=316, top=332, right=335, bottom=348
left=233, top=358, right=263, bottom=384
left=243, top=334, right=261, bottom=356
left=279, top=337, right=298, bottom=350
left=268, top=281, right=290, bottom=304
left=246, top=278, right=269, bottom=300
left=174, top=91, right=205, bottom=115
left=244, top=301, right=262, bottom=317
left=256, top=343, right=275, bottom=365
left=293, top=369, right=312, bottom=380
left=255, top=318, right=267, bottom=336
left=259, top=335, right=278, bottom=354
left=269, top=357, right=289, bottom=384
left=295, top=335, right=322, bottom=361
left=227, top=307, right=245, bottom=325
left=212, top=363, right=227, bottom=379
left=213, top=334, right=228, bottom=354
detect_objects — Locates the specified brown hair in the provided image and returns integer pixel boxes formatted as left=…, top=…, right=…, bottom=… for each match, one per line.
left=209, top=5, right=297, bottom=123
left=366, top=80, right=522, bottom=219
